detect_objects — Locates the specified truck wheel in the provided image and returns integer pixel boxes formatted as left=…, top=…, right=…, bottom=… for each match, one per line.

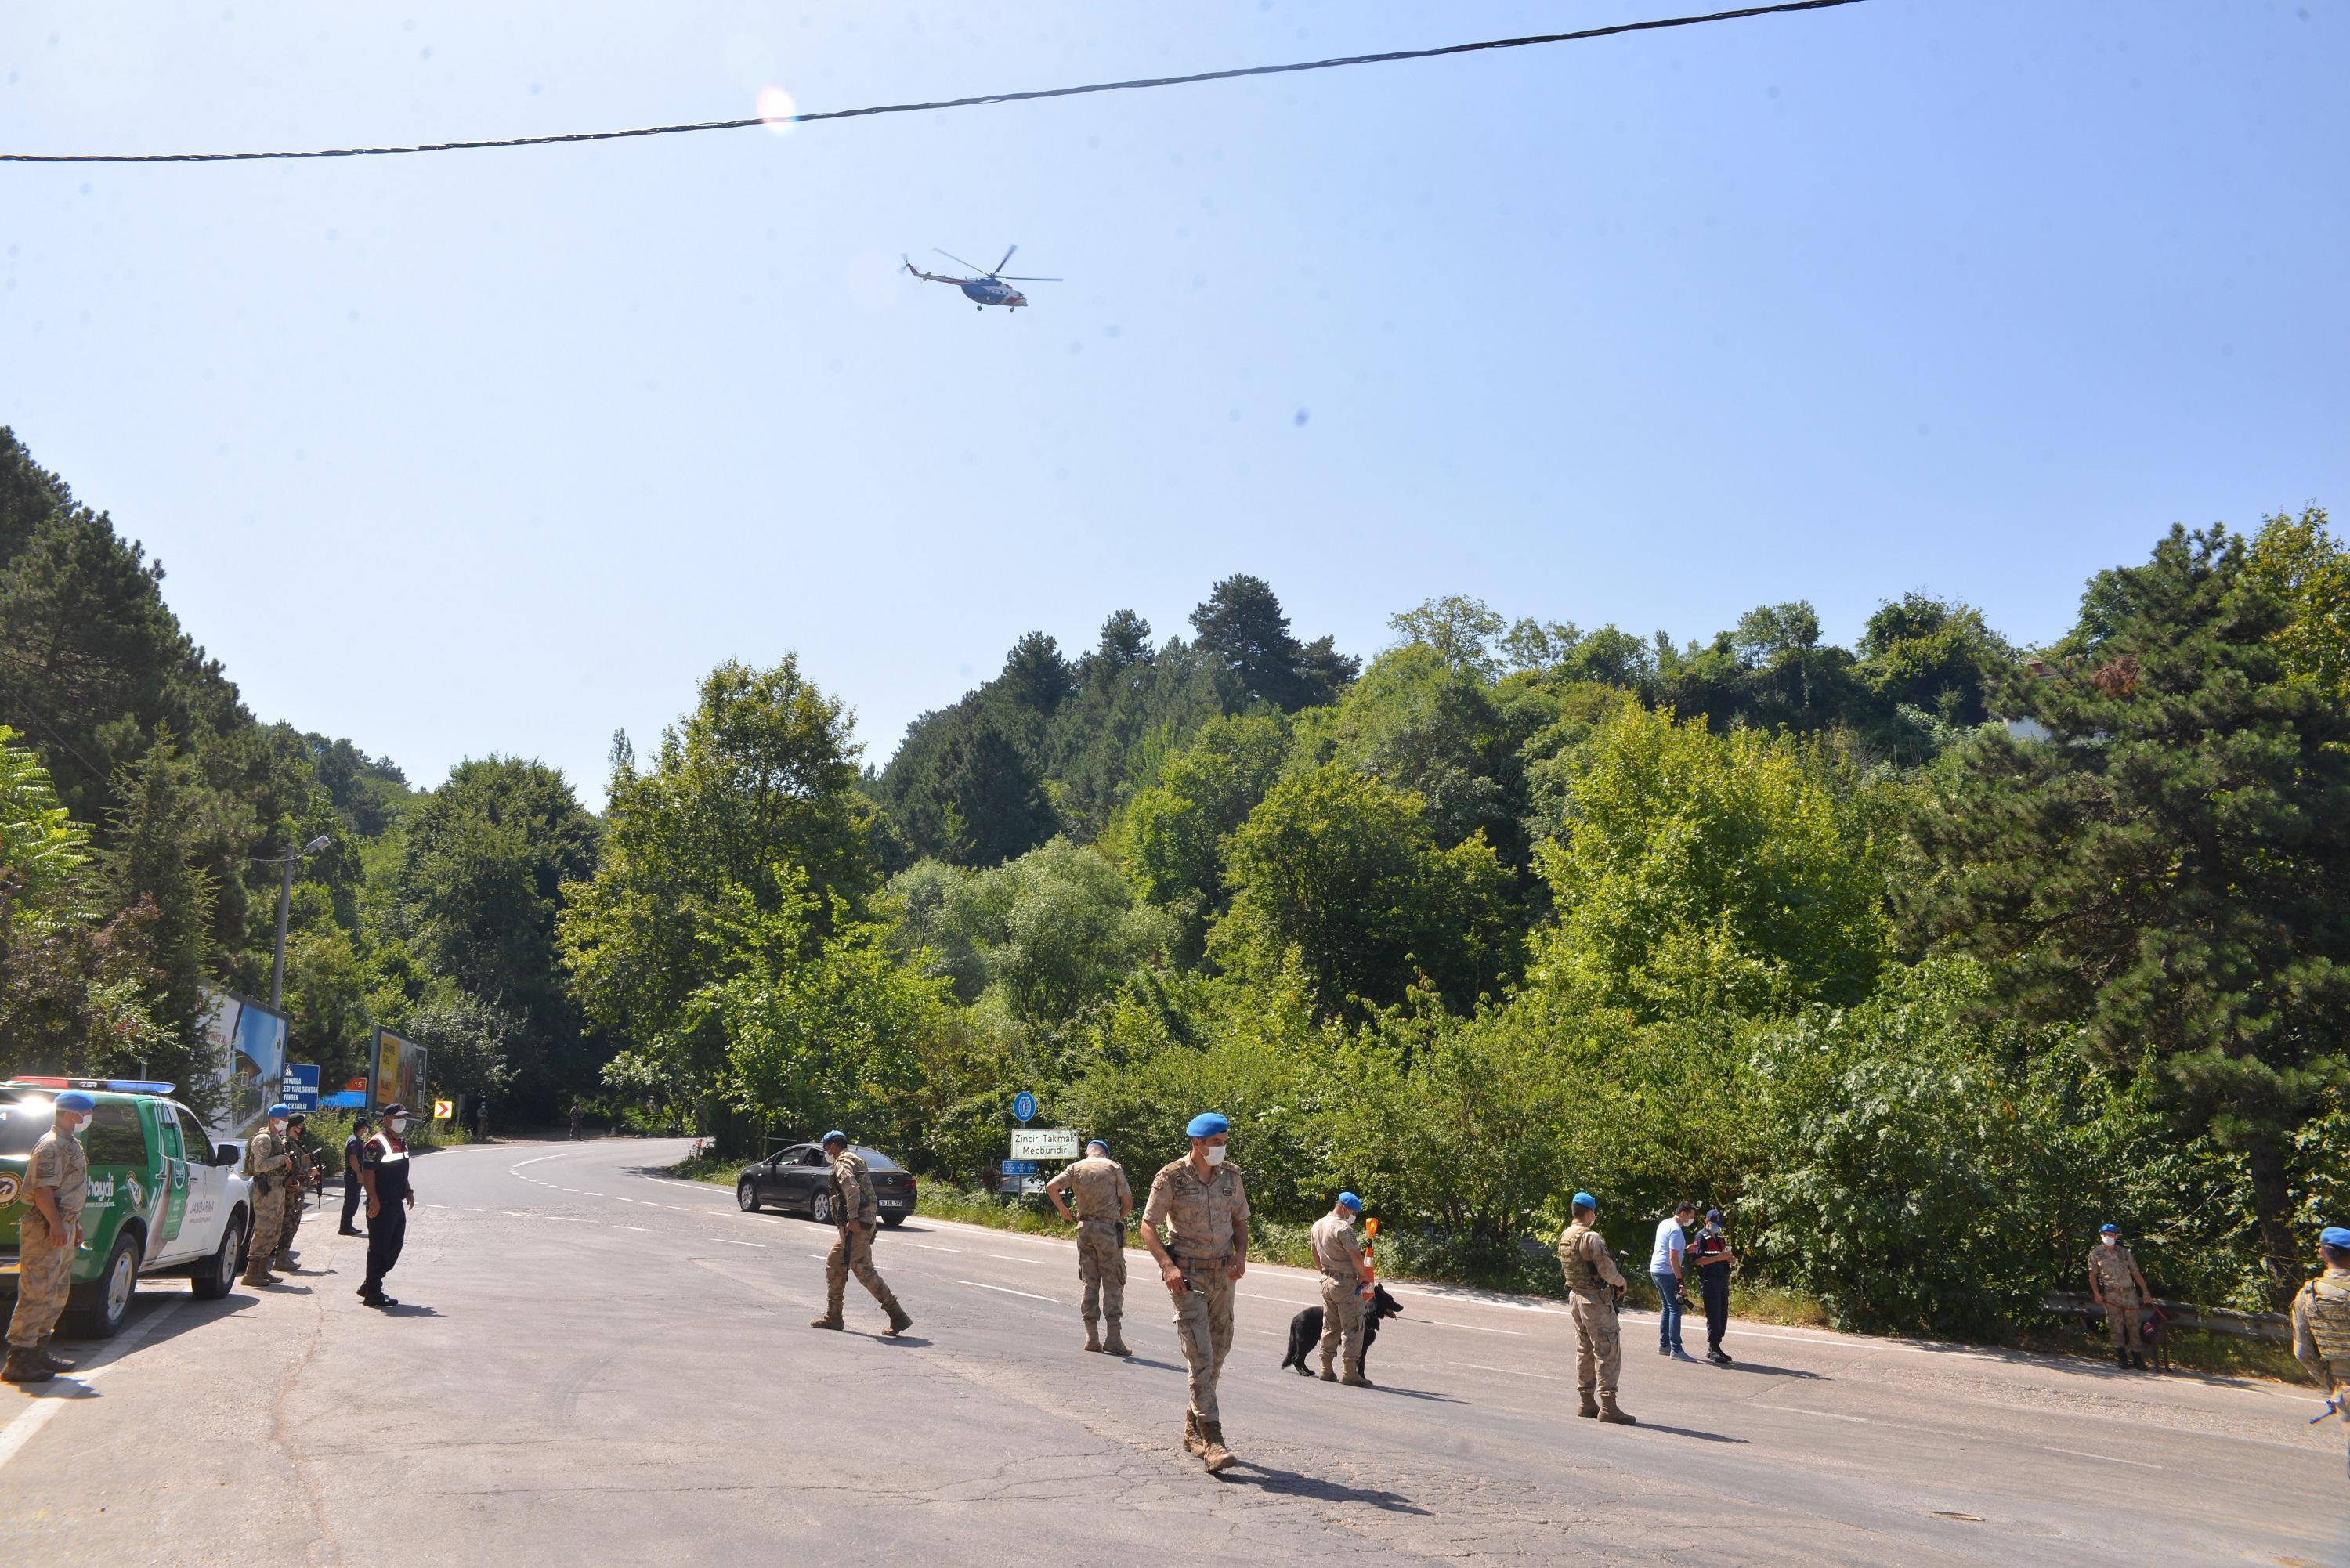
left=68, top=1232, right=141, bottom=1339
left=190, top=1211, right=245, bottom=1302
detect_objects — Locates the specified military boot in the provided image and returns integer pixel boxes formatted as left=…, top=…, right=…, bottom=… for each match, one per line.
left=271, top=1252, right=296, bottom=1274
left=1198, top=1421, right=1236, bottom=1474
left=881, top=1295, right=913, bottom=1336
left=1577, top=1389, right=1599, bottom=1418
left=1341, top=1365, right=1374, bottom=1388
left=1318, top=1354, right=1337, bottom=1382
left=1102, top=1318, right=1130, bottom=1357
left=2115, top=1348, right=2129, bottom=1369
left=1083, top=1319, right=1103, bottom=1353
left=242, top=1266, right=280, bottom=1287
left=2, top=1347, right=53, bottom=1384
left=1183, top=1411, right=1206, bottom=1455
left=2129, top=1352, right=2148, bottom=1371
left=32, top=1339, right=76, bottom=1373
left=1596, top=1394, right=1637, bottom=1425
left=809, top=1291, right=846, bottom=1330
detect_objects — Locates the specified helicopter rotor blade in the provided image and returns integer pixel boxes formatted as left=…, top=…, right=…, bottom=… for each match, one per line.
left=995, top=244, right=1018, bottom=276
left=935, top=249, right=989, bottom=276
left=996, top=276, right=1061, bottom=283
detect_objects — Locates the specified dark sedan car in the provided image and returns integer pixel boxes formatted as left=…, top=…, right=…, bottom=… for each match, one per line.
left=737, top=1143, right=916, bottom=1226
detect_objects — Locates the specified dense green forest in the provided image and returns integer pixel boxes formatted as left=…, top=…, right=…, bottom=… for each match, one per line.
left=4, top=421, right=2345, bottom=1334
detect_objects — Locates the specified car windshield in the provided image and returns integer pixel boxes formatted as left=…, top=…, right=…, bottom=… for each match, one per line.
left=854, top=1147, right=900, bottom=1172
left=0, top=1097, right=53, bottom=1156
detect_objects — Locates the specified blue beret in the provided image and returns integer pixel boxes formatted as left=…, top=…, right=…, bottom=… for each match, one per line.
left=268, top=1104, right=293, bottom=1119
left=54, top=1090, right=96, bottom=1113
left=821, top=1129, right=848, bottom=1146
left=2099, top=1223, right=2119, bottom=1234
left=2321, top=1226, right=2350, bottom=1249
left=1185, top=1112, right=1228, bottom=1138
left=1705, top=1209, right=1723, bottom=1223
left=1336, top=1191, right=1362, bottom=1211
left=1571, top=1191, right=1596, bottom=1210
left=1086, top=1138, right=1109, bottom=1156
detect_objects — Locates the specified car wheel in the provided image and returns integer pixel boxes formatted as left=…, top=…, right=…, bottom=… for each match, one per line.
left=881, top=1215, right=906, bottom=1228
left=190, top=1212, right=245, bottom=1302
left=737, top=1179, right=761, bottom=1213
left=68, top=1232, right=141, bottom=1339
left=809, top=1189, right=833, bottom=1225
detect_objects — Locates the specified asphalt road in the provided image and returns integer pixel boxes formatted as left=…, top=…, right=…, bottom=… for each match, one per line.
left=2, top=1137, right=2341, bottom=1568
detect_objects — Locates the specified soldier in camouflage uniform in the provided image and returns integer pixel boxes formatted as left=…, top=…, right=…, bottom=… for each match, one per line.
left=2087, top=1223, right=2153, bottom=1369
left=808, top=1131, right=912, bottom=1335
left=240, top=1104, right=294, bottom=1287
left=1141, top=1111, right=1249, bottom=1474
left=273, top=1113, right=315, bottom=1270
left=1558, top=1191, right=1636, bottom=1424
left=2291, top=1224, right=2350, bottom=1479
left=1046, top=1137, right=1134, bottom=1355
left=2, top=1089, right=95, bottom=1385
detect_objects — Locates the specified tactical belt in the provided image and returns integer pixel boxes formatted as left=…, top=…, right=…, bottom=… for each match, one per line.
left=1173, top=1252, right=1231, bottom=1270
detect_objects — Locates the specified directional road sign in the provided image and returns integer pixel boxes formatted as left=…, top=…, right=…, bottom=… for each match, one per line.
left=1012, top=1090, right=1037, bottom=1124
left=282, top=1064, right=320, bottom=1111
left=1000, top=1159, right=1040, bottom=1176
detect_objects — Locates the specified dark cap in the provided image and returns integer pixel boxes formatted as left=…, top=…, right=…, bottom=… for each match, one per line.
left=379, top=1103, right=406, bottom=1118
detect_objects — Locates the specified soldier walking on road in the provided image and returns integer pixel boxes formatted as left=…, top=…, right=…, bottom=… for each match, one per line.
left=274, top=1114, right=314, bottom=1271
left=241, top=1104, right=294, bottom=1288
left=338, top=1116, right=371, bottom=1236
left=1045, top=1137, right=1133, bottom=1355
left=809, top=1131, right=912, bottom=1336
left=357, top=1104, right=416, bottom=1309
left=1311, top=1193, right=1375, bottom=1387
left=1559, top=1191, right=1636, bottom=1425
left=2088, top=1223, right=2153, bottom=1370
left=1140, top=1111, right=1249, bottom=1475
left=2290, top=1224, right=2350, bottom=1479
left=2, top=1089, right=94, bottom=1384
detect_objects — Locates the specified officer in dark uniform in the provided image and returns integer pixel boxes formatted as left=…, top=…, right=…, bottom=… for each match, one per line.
left=339, top=1115, right=371, bottom=1235
left=356, top=1104, right=416, bottom=1309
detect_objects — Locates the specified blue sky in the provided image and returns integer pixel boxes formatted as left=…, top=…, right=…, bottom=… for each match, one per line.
left=4, top=2, right=2342, bottom=805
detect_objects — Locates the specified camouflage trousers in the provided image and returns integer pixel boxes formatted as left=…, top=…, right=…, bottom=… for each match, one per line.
left=824, top=1225, right=900, bottom=1318
left=2101, top=1296, right=2144, bottom=1351
left=1570, top=1290, right=1622, bottom=1397
left=1076, top=1219, right=1126, bottom=1326
left=1169, top=1258, right=1236, bottom=1424
left=278, top=1186, right=306, bottom=1258
left=244, top=1186, right=285, bottom=1282
left=1318, top=1276, right=1365, bottom=1374
left=6, top=1210, right=73, bottom=1347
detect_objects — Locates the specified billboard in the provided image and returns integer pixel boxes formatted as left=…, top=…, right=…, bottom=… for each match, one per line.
left=197, top=986, right=287, bottom=1136
left=371, top=1028, right=428, bottom=1112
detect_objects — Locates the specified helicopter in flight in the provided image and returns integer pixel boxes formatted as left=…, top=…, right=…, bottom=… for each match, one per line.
left=902, top=246, right=1061, bottom=312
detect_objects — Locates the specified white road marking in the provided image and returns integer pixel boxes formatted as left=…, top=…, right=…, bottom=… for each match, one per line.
left=961, top=1281, right=1060, bottom=1303
left=0, top=1297, right=186, bottom=1473
left=613, top=1225, right=652, bottom=1233
left=710, top=1239, right=763, bottom=1248
left=909, top=1244, right=963, bottom=1252
left=985, top=1253, right=1050, bottom=1265
left=1454, top=1361, right=1567, bottom=1382
left=1761, top=1403, right=1869, bottom=1424
left=1418, top=1319, right=1526, bottom=1336
left=2038, top=1444, right=2164, bottom=1469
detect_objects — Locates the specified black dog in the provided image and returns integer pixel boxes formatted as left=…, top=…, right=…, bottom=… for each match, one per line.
left=1280, top=1283, right=1404, bottom=1378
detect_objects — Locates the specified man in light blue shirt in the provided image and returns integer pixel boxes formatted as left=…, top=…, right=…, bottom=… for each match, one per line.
left=1650, top=1203, right=1697, bottom=1357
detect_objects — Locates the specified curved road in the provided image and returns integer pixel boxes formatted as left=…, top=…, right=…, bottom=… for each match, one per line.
left=1, top=1138, right=2338, bottom=1566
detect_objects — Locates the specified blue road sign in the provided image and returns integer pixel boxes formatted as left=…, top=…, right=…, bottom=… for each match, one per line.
left=320, top=1090, right=366, bottom=1108
left=283, top=1063, right=321, bottom=1111
left=1013, top=1090, right=1037, bottom=1124
left=1000, top=1159, right=1039, bottom=1176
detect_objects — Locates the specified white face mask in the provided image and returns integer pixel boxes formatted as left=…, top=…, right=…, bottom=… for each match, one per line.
left=2102, top=1235, right=2117, bottom=1247
left=389, top=1116, right=408, bottom=1134
left=1202, top=1144, right=1227, bottom=1167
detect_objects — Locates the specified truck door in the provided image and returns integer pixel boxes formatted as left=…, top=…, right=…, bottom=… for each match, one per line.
left=172, top=1106, right=224, bottom=1254
left=151, top=1101, right=189, bottom=1248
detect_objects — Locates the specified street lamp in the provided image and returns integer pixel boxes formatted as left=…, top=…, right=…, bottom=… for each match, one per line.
left=269, top=835, right=333, bottom=1013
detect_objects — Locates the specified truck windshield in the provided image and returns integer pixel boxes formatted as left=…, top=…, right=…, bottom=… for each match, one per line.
left=0, top=1097, right=52, bottom=1156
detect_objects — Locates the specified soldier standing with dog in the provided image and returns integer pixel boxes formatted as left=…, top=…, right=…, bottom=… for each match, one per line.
left=1045, top=1137, right=1133, bottom=1356
left=1141, top=1111, right=1249, bottom=1475
left=1310, top=1192, right=1374, bottom=1386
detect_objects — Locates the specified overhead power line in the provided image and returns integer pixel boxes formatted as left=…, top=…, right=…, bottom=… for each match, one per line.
left=1, top=0, right=1866, bottom=166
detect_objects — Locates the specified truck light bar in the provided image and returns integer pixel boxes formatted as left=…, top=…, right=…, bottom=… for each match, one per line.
left=5, top=1076, right=179, bottom=1095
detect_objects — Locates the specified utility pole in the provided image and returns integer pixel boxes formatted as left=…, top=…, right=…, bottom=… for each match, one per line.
left=269, top=836, right=334, bottom=1013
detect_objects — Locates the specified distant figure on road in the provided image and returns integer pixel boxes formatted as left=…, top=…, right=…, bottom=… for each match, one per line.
left=357, top=1104, right=415, bottom=1309
left=475, top=1100, right=490, bottom=1143
left=2088, top=1223, right=2153, bottom=1370
left=1140, top=1111, right=1249, bottom=1474
left=240, top=1105, right=293, bottom=1288
left=1045, top=1137, right=1132, bottom=1355
left=275, top=1113, right=314, bottom=1271
left=1310, top=1192, right=1374, bottom=1386
left=569, top=1102, right=584, bottom=1142
left=2291, top=1224, right=2350, bottom=1479
left=339, top=1116, right=371, bottom=1236
left=808, top=1131, right=912, bottom=1336
left=1559, top=1191, right=1636, bottom=1425
left=1687, top=1209, right=1737, bottom=1365
left=3, top=1089, right=93, bottom=1385
left=1650, top=1201, right=1696, bottom=1359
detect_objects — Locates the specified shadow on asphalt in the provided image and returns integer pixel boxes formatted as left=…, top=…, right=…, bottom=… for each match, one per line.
left=1221, top=1465, right=1431, bottom=1512
left=1721, top=1361, right=1825, bottom=1381
left=1632, top=1422, right=1747, bottom=1443
left=1361, top=1384, right=1464, bottom=1404
left=1119, top=1356, right=1190, bottom=1374
left=376, top=1302, right=442, bottom=1318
